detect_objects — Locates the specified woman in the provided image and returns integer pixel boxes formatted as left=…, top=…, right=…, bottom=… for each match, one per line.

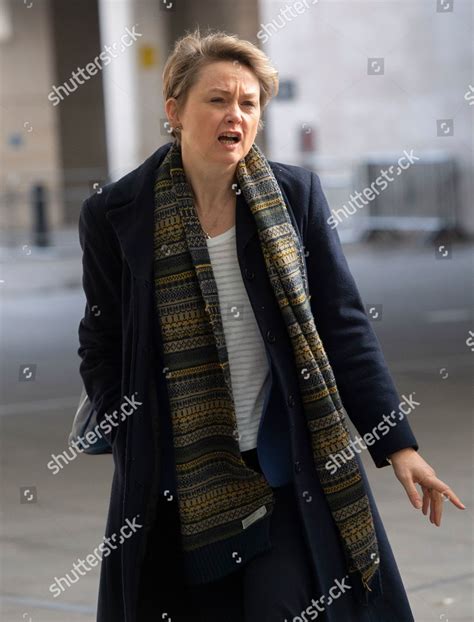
left=77, top=29, right=465, bottom=622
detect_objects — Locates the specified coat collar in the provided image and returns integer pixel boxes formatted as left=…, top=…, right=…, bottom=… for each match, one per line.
left=105, top=142, right=260, bottom=282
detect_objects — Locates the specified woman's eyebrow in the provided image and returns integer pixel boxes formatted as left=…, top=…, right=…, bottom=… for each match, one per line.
left=208, top=88, right=258, bottom=98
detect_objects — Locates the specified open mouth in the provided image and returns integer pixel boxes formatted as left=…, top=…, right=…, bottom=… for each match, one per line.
left=218, top=134, right=241, bottom=144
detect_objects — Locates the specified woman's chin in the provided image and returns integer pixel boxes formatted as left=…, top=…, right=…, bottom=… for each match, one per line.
left=212, top=144, right=243, bottom=161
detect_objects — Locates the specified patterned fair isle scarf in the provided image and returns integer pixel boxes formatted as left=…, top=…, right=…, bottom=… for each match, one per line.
left=152, top=141, right=380, bottom=592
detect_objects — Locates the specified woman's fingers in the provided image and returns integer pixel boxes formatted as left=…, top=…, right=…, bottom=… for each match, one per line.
left=419, top=474, right=466, bottom=511
left=418, top=484, right=445, bottom=526
left=392, top=452, right=466, bottom=525
left=421, top=486, right=430, bottom=516
left=402, top=476, right=423, bottom=508
left=431, top=490, right=444, bottom=526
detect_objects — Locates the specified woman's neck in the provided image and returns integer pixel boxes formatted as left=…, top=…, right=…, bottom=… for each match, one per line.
left=180, top=144, right=238, bottom=216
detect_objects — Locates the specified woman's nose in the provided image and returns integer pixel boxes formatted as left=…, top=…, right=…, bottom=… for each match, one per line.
left=224, top=102, right=243, bottom=122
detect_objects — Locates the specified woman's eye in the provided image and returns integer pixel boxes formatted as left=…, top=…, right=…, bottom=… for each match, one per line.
left=210, top=98, right=255, bottom=107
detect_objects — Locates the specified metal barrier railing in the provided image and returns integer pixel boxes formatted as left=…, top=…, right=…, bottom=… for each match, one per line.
left=301, top=151, right=464, bottom=242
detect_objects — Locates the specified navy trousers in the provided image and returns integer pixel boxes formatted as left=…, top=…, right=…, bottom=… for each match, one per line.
left=137, top=448, right=323, bottom=621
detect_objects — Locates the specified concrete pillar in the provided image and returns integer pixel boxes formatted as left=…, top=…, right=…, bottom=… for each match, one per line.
left=97, top=0, right=140, bottom=180
left=50, top=0, right=108, bottom=222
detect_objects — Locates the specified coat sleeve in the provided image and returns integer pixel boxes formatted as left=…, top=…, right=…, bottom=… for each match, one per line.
left=77, top=195, right=123, bottom=446
left=304, top=171, right=419, bottom=468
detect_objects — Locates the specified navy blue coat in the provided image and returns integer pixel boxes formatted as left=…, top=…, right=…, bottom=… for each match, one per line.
left=78, top=141, right=419, bottom=621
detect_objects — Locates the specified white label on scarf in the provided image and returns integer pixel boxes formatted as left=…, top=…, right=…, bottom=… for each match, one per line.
left=242, top=505, right=267, bottom=530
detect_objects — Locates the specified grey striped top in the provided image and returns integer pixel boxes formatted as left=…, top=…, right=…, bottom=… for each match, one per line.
left=206, top=224, right=271, bottom=451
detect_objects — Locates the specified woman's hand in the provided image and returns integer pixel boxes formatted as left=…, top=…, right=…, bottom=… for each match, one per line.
left=387, top=447, right=466, bottom=526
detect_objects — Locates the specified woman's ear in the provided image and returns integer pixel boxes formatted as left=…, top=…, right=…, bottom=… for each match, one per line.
left=165, top=97, right=180, bottom=129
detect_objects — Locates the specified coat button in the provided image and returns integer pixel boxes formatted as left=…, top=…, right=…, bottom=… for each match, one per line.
left=287, top=393, right=295, bottom=407
left=244, top=267, right=255, bottom=280
left=266, top=329, right=276, bottom=343
left=294, top=461, right=302, bottom=473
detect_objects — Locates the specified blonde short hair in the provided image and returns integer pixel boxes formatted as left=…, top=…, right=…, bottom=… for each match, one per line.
left=162, top=26, right=279, bottom=145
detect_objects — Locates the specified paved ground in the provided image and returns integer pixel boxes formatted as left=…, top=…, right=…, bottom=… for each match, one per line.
left=0, top=229, right=473, bottom=621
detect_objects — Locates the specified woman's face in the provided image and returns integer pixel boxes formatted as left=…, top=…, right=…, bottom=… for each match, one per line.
left=166, top=60, right=261, bottom=165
